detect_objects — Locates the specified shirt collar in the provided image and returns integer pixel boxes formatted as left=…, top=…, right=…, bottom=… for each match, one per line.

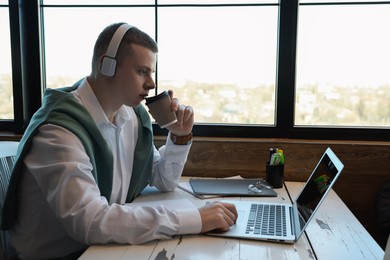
left=74, top=78, right=132, bottom=127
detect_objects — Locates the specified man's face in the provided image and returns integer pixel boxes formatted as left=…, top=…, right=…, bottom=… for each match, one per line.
left=112, top=43, right=157, bottom=107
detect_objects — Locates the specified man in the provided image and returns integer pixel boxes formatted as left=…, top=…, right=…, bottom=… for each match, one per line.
left=1, top=23, right=237, bottom=259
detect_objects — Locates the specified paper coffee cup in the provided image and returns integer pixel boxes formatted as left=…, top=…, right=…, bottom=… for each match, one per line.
left=145, top=91, right=177, bottom=128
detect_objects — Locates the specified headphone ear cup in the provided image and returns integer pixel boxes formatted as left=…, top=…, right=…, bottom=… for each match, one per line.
left=100, top=56, right=117, bottom=77
left=100, top=24, right=134, bottom=77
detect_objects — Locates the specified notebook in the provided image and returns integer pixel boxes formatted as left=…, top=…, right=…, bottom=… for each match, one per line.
left=207, top=147, right=344, bottom=243
left=189, top=178, right=277, bottom=197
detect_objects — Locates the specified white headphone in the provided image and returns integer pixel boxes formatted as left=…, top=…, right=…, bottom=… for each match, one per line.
left=100, top=23, right=134, bottom=77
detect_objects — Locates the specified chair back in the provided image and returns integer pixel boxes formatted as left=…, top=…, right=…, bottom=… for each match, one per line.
left=0, top=142, right=19, bottom=258
left=0, top=142, right=18, bottom=158
left=385, top=234, right=390, bottom=260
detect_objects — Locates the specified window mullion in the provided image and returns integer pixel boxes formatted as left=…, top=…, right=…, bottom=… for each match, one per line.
left=275, top=0, right=298, bottom=137
left=18, top=0, right=43, bottom=131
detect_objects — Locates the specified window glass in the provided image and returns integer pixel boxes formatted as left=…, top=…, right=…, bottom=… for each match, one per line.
left=295, top=4, right=390, bottom=127
left=43, top=0, right=277, bottom=4
left=158, top=0, right=277, bottom=4
left=0, top=7, right=14, bottom=120
left=158, top=6, right=278, bottom=124
left=43, top=4, right=278, bottom=125
left=300, top=0, right=389, bottom=3
left=43, top=7, right=155, bottom=89
left=42, top=0, right=153, bottom=5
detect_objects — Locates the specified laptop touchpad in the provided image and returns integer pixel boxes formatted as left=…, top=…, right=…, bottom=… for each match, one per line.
left=236, top=210, right=245, bottom=223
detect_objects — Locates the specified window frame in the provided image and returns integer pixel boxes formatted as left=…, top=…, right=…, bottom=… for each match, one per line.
left=2, top=0, right=389, bottom=141
left=1, top=0, right=43, bottom=134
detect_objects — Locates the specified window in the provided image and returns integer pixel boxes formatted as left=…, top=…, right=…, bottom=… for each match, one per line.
left=296, top=1, right=390, bottom=127
left=0, top=1, right=13, bottom=120
left=157, top=5, right=278, bottom=125
left=42, top=1, right=278, bottom=126
left=1, top=0, right=389, bottom=140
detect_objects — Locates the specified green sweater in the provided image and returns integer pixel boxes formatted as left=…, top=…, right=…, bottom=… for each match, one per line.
left=1, top=80, right=154, bottom=230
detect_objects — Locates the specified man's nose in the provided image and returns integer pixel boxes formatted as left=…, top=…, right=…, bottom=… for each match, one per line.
left=146, top=76, right=156, bottom=90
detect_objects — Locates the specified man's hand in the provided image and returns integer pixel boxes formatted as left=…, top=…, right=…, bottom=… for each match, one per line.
left=198, top=201, right=238, bottom=233
left=167, top=90, right=194, bottom=137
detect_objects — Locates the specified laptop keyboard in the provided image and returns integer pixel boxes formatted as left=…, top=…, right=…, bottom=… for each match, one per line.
left=246, top=204, right=287, bottom=237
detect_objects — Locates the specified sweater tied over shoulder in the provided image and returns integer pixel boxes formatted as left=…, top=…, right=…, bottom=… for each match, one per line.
left=1, top=79, right=154, bottom=230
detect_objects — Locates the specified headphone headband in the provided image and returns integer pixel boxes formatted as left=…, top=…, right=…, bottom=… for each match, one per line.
left=100, top=23, right=134, bottom=77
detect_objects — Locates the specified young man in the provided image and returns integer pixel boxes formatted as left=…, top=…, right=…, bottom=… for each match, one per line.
left=1, top=23, right=237, bottom=259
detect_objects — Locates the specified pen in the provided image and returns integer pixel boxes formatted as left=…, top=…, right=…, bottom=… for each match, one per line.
left=269, top=148, right=275, bottom=162
left=276, top=149, right=284, bottom=165
left=269, top=148, right=284, bottom=165
left=270, top=153, right=279, bottom=165
left=269, top=147, right=278, bottom=163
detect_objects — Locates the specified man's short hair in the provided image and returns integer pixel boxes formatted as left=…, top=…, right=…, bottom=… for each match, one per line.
left=91, top=22, right=158, bottom=75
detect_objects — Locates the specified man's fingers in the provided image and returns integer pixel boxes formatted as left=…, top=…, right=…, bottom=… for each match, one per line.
left=170, top=97, right=179, bottom=111
left=199, top=202, right=238, bottom=233
left=183, top=106, right=194, bottom=121
left=222, top=203, right=238, bottom=223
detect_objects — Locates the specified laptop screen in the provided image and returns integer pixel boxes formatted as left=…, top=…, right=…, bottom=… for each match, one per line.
left=295, top=148, right=344, bottom=234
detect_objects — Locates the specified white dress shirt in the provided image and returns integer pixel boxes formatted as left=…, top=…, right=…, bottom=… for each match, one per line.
left=9, top=78, right=201, bottom=259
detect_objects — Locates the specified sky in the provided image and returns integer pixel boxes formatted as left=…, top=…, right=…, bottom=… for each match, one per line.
left=1, top=3, right=390, bottom=88
left=39, top=6, right=278, bottom=88
left=296, top=5, right=390, bottom=87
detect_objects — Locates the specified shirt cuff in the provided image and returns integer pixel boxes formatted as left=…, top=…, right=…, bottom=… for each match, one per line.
left=175, top=208, right=202, bottom=234
left=163, top=136, right=192, bottom=163
left=166, top=133, right=192, bottom=147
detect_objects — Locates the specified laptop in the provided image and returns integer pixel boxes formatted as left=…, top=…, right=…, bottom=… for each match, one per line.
left=208, top=147, right=344, bottom=243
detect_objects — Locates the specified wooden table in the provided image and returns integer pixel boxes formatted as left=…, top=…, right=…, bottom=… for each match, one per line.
left=79, top=178, right=384, bottom=260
